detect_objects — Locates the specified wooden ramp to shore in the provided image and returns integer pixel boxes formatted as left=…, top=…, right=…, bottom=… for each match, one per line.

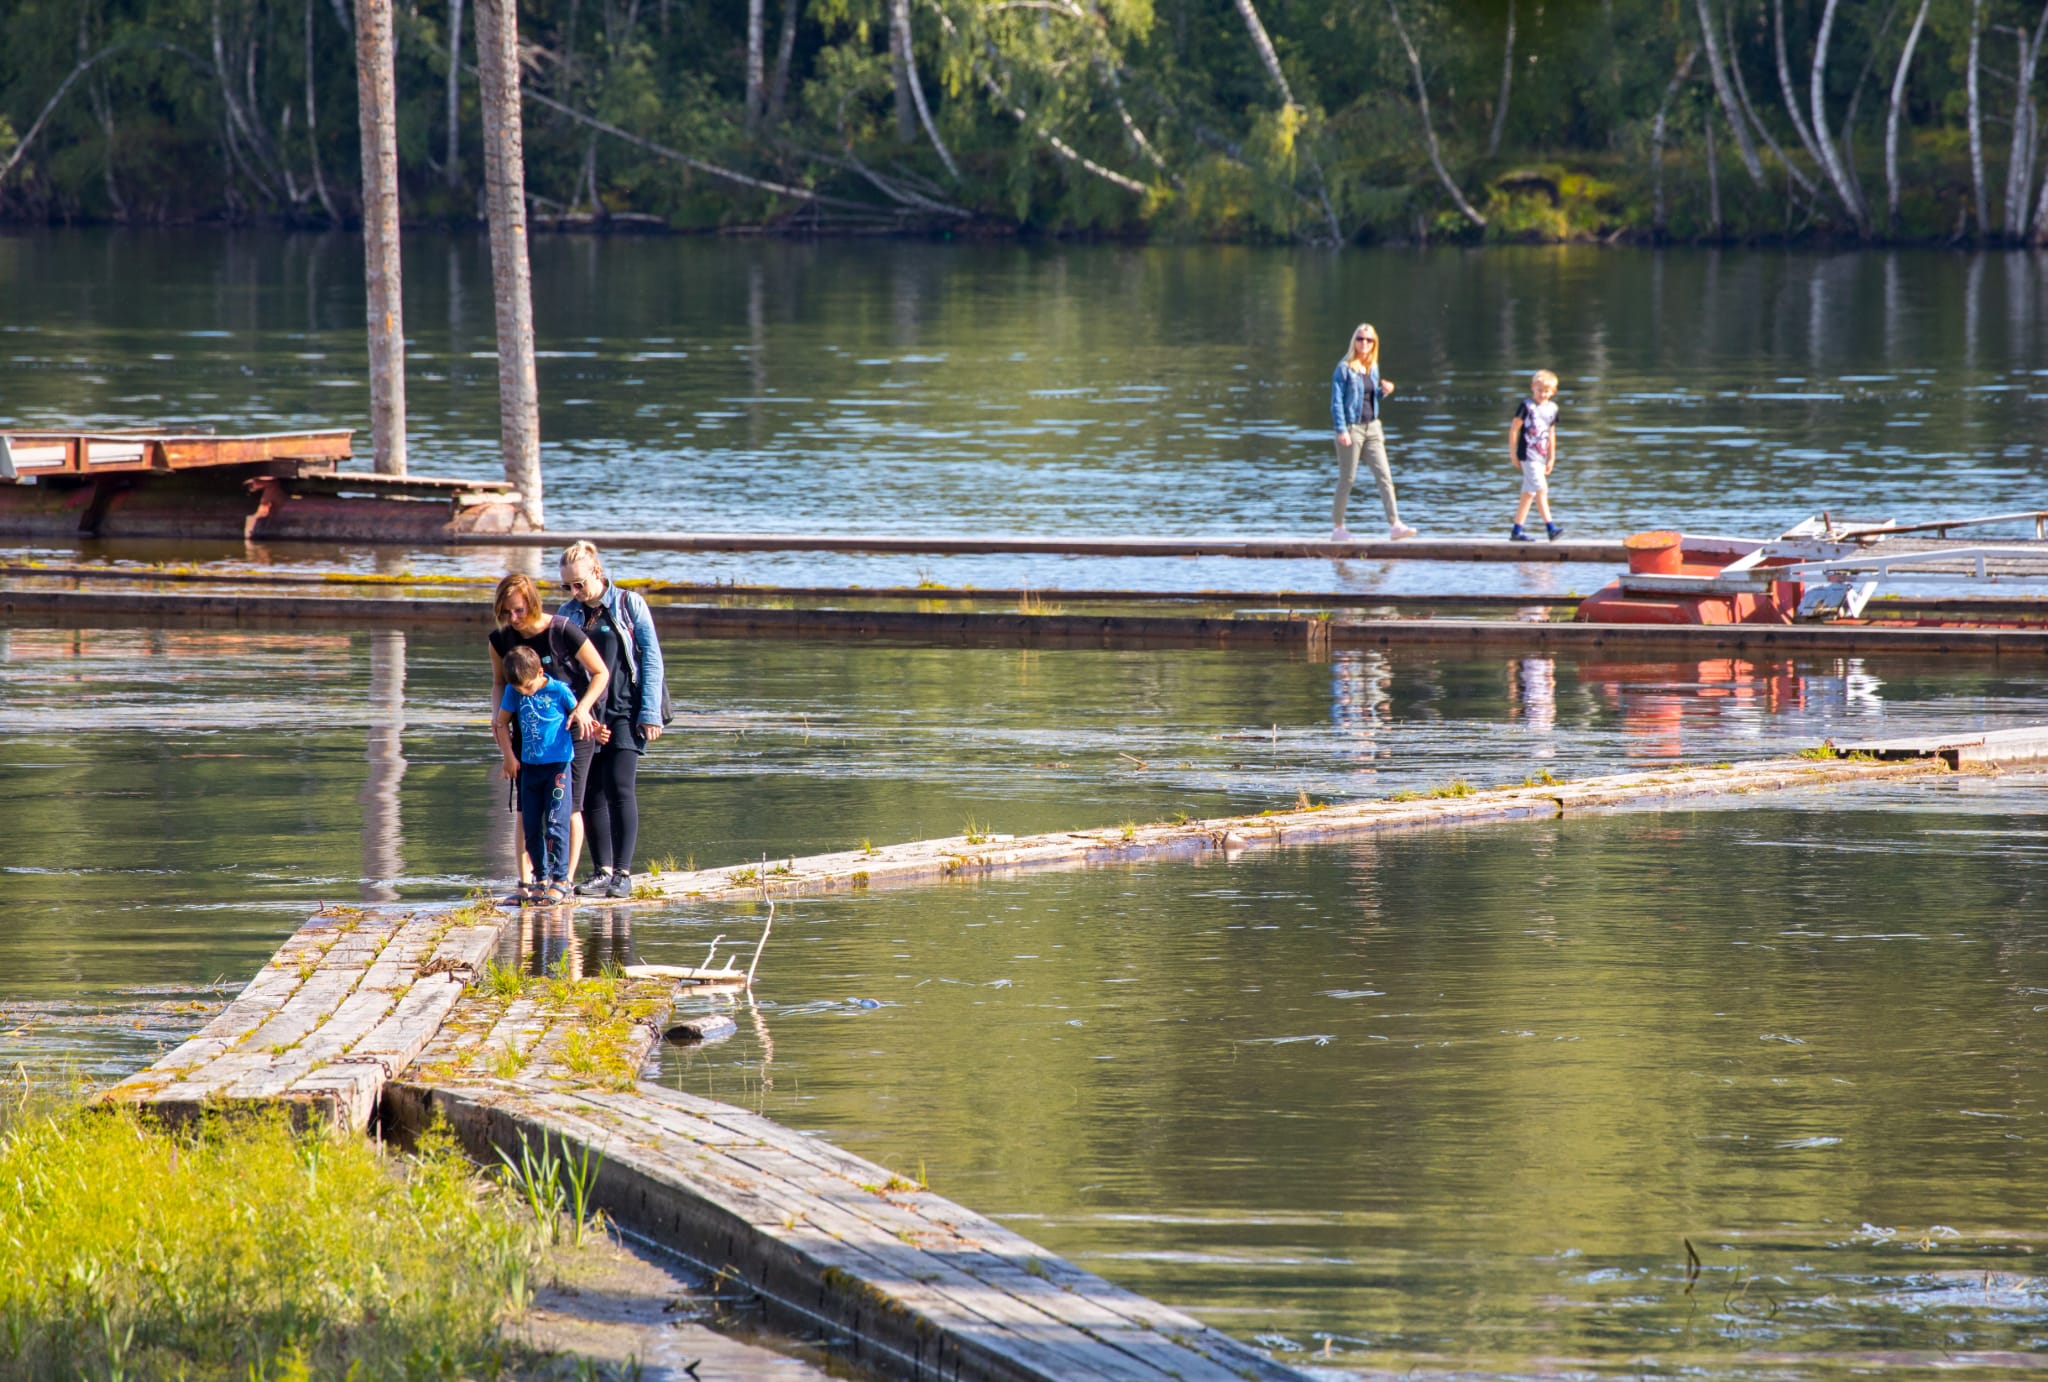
left=388, top=1077, right=1303, bottom=1382
left=99, top=906, right=504, bottom=1129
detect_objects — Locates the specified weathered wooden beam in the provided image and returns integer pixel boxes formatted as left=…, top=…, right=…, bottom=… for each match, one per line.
left=381, top=1079, right=1309, bottom=1382
left=632, top=753, right=1961, bottom=904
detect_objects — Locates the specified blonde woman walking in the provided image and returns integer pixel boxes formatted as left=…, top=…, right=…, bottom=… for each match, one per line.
left=1328, top=323, right=1415, bottom=542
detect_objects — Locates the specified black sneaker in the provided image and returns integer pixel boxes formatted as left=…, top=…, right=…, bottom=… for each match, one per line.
left=1546, top=522, right=1563, bottom=541
left=605, top=870, right=634, bottom=899
left=1509, top=525, right=1535, bottom=542
left=575, top=870, right=615, bottom=897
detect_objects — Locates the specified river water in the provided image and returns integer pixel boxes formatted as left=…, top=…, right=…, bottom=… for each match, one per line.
left=2, top=233, right=2046, bottom=591
left=4, top=624, right=2047, bottom=1376
left=4, top=236, right=2047, bottom=1375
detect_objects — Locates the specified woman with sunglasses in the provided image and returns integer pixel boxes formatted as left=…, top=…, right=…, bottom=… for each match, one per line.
left=555, top=540, right=668, bottom=898
left=488, top=572, right=610, bottom=893
left=1329, top=323, right=1417, bottom=542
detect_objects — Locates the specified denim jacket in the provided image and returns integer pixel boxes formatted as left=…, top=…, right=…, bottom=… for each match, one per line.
left=557, top=582, right=665, bottom=728
left=1330, top=361, right=1382, bottom=431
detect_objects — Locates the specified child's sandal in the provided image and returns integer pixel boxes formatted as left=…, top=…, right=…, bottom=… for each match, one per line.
left=540, top=882, right=569, bottom=905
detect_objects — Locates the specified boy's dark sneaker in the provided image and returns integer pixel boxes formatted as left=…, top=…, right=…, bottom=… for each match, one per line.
left=1509, top=524, right=1535, bottom=542
left=1546, top=522, right=1563, bottom=541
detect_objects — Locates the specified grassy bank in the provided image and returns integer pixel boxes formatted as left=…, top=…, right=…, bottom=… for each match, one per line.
left=0, top=1089, right=548, bottom=1380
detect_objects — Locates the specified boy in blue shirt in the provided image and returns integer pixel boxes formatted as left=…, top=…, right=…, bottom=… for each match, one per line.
left=494, top=645, right=578, bottom=904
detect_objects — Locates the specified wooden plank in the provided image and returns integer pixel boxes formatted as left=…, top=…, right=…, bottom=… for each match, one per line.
left=447, top=528, right=1631, bottom=563
left=384, top=1081, right=1304, bottom=1382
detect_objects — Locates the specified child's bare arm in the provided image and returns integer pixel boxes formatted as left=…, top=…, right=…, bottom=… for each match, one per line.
left=1508, top=418, right=1524, bottom=468
left=1547, top=428, right=1559, bottom=474
left=492, top=710, right=519, bottom=778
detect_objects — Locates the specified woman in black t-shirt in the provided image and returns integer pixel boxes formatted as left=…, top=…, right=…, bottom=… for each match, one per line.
left=489, top=572, right=609, bottom=891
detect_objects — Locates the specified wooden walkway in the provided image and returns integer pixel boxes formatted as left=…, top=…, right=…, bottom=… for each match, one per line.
left=97, top=745, right=2024, bottom=1380
left=447, top=528, right=1627, bottom=562
left=14, top=584, right=2048, bottom=656
left=1833, top=724, right=2048, bottom=769
left=100, top=905, right=503, bottom=1130
left=101, top=899, right=1308, bottom=1379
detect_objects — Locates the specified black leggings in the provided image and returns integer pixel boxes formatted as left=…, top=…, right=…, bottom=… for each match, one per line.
left=584, top=737, right=640, bottom=874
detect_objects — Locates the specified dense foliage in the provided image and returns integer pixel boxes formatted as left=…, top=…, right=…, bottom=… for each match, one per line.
left=3, top=0, right=2047, bottom=242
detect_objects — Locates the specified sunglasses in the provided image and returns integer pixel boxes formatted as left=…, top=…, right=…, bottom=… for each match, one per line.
left=1355, top=333, right=1374, bottom=342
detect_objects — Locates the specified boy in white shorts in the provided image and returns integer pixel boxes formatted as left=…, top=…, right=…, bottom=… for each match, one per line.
left=1508, top=369, right=1561, bottom=542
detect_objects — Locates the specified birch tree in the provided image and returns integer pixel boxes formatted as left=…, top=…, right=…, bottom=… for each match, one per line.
left=1694, top=0, right=1764, bottom=186
left=1884, top=0, right=1931, bottom=231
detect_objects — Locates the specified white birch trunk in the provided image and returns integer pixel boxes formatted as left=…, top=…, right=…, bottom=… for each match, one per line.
left=444, top=0, right=465, bottom=188
left=354, top=0, right=407, bottom=475
left=1772, top=0, right=1827, bottom=173
left=746, top=0, right=765, bottom=131
left=1884, top=0, right=1931, bottom=231
left=1968, top=0, right=1986, bottom=233
left=1695, top=0, right=1764, bottom=186
left=473, top=0, right=545, bottom=526
left=1652, top=47, right=1700, bottom=239
left=1385, top=0, right=1485, bottom=228
left=1488, top=0, right=1515, bottom=158
left=1807, top=0, right=1868, bottom=232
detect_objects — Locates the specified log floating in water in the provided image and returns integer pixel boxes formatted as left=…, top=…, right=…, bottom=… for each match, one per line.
left=629, top=751, right=1971, bottom=904
left=663, top=1014, right=738, bottom=1043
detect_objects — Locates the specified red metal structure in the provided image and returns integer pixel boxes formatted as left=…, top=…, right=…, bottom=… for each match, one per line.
left=0, top=429, right=529, bottom=542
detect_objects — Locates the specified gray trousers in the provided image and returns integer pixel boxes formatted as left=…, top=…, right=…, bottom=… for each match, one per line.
left=1333, top=420, right=1399, bottom=528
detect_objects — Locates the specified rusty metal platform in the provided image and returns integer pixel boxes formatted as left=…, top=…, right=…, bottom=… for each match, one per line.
left=0, top=428, right=528, bottom=542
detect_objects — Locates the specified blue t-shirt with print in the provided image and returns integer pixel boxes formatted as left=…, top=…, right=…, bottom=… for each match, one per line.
left=501, top=678, right=577, bottom=764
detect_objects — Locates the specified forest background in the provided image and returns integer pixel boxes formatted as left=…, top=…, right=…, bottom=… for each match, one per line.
left=5, top=0, right=2048, bottom=245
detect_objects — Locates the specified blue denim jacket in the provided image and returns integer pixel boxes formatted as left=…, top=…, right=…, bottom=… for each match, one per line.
left=557, top=582, right=666, bottom=728
left=1330, top=361, right=1382, bottom=431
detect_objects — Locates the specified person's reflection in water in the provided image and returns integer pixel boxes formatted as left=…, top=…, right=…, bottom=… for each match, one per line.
left=581, top=905, right=638, bottom=972
left=528, top=905, right=581, bottom=977
left=1508, top=655, right=1558, bottom=754
left=1331, top=649, right=1391, bottom=767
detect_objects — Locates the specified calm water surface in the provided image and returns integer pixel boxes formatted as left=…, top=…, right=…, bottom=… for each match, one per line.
left=3, top=626, right=2046, bottom=1374
left=4, top=234, right=2045, bottom=1373
left=2, top=234, right=2046, bottom=592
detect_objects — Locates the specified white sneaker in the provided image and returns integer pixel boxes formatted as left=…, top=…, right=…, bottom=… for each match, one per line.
left=1389, top=522, right=1419, bottom=540
left=1330, top=526, right=1353, bottom=542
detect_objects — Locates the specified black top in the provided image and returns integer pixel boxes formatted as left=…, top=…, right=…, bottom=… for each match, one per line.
left=489, top=616, right=592, bottom=695
left=573, top=597, right=638, bottom=724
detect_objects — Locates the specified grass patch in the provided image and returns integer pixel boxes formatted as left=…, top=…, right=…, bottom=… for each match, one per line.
left=0, top=1095, right=544, bottom=1379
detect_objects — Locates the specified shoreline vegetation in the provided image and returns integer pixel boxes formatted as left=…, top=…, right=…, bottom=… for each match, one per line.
left=6, top=1, right=2048, bottom=247
left=0, top=1091, right=545, bottom=1379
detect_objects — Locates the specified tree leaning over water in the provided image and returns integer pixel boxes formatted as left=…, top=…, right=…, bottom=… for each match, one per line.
left=11, top=0, right=2048, bottom=243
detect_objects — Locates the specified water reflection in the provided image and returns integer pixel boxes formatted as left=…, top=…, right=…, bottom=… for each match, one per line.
left=5, top=236, right=2048, bottom=577
left=358, top=629, right=406, bottom=901
left=637, top=802, right=2048, bottom=1374
left=497, top=902, right=642, bottom=978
